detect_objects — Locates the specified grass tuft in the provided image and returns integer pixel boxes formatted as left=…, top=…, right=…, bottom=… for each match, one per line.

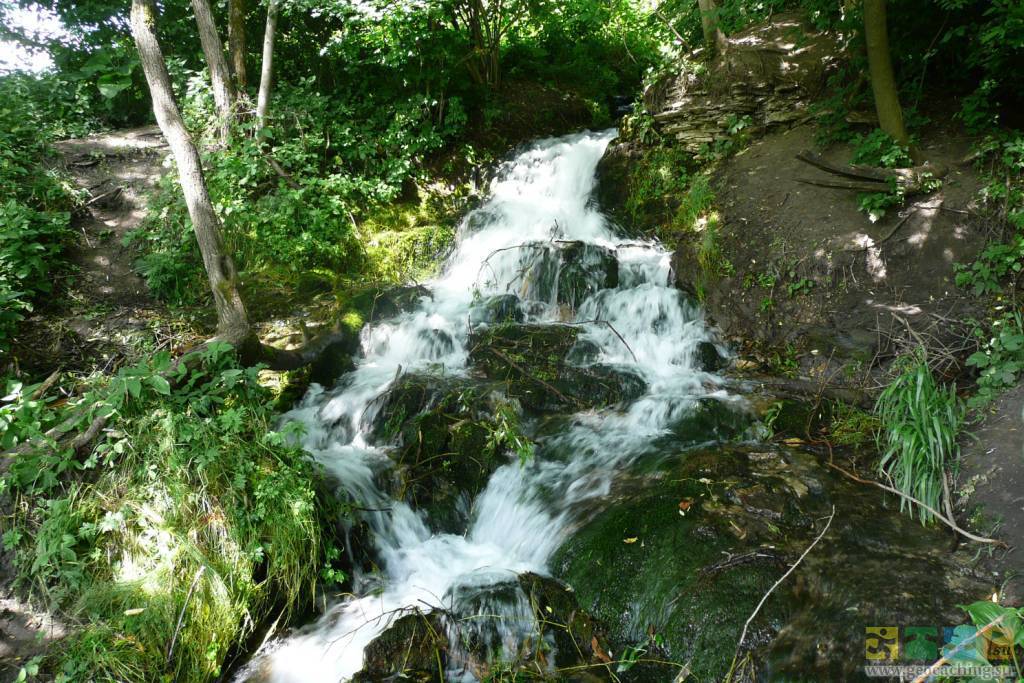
left=874, top=351, right=964, bottom=525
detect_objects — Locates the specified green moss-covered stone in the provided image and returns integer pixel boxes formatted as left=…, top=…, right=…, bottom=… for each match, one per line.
left=352, top=612, right=446, bottom=682
left=552, top=445, right=991, bottom=681
left=468, top=323, right=647, bottom=413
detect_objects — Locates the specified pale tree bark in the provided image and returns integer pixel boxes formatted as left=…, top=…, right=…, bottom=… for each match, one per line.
left=256, top=0, right=279, bottom=129
left=696, top=0, right=726, bottom=54
left=863, top=0, right=912, bottom=153
left=228, top=0, right=248, bottom=92
left=131, top=0, right=250, bottom=344
left=191, top=0, right=236, bottom=142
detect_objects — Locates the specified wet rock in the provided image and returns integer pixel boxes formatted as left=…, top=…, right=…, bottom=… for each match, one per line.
left=469, top=293, right=524, bottom=327
left=509, top=241, right=618, bottom=308
left=555, top=241, right=618, bottom=308
left=594, top=140, right=644, bottom=229
left=552, top=445, right=992, bottom=682
left=468, top=323, right=647, bottom=413
left=695, top=340, right=727, bottom=372
left=352, top=611, right=446, bottom=682
left=363, top=374, right=504, bottom=532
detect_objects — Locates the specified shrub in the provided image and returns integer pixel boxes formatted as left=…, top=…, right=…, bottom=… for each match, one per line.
left=875, top=352, right=964, bottom=525
left=1, top=343, right=330, bottom=681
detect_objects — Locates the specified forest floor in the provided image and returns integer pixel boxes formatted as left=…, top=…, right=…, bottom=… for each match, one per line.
left=1, top=126, right=181, bottom=675
left=10, top=126, right=203, bottom=380
left=703, top=110, right=1024, bottom=591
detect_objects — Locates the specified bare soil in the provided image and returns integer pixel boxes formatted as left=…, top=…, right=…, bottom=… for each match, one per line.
left=680, top=116, right=987, bottom=387
left=7, top=126, right=199, bottom=377
left=957, top=386, right=1024, bottom=602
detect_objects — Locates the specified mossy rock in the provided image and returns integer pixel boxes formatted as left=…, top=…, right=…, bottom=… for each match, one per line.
left=469, top=293, right=524, bottom=327
left=363, top=374, right=504, bottom=532
left=443, top=573, right=613, bottom=680
left=352, top=611, right=446, bottom=682
left=468, top=323, right=646, bottom=413
left=552, top=445, right=991, bottom=681
left=695, top=340, right=728, bottom=372
left=555, top=241, right=619, bottom=309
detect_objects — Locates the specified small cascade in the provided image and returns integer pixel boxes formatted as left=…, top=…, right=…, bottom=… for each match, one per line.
left=239, top=130, right=739, bottom=682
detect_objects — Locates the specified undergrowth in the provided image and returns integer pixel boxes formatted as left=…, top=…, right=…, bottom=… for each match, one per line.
left=874, top=352, right=964, bottom=524
left=0, top=79, right=82, bottom=352
left=1, top=343, right=334, bottom=681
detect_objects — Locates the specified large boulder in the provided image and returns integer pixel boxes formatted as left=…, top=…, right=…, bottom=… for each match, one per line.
left=363, top=374, right=506, bottom=532
left=468, top=323, right=646, bottom=413
left=552, top=445, right=991, bottom=681
left=353, top=574, right=613, bottom=682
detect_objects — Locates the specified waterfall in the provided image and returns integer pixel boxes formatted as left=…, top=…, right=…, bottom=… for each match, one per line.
left=240, top=130, right=736, bottom=682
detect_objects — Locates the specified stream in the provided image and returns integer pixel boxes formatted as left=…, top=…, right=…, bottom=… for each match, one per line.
left=238, top=131, right=988, bottom=682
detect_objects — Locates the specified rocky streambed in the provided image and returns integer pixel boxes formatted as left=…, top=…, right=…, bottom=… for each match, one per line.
left=236, top=130, right=993, bottom=683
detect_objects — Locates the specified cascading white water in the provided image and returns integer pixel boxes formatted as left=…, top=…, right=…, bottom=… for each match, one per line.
left=241, top=130, right=738, bottom=682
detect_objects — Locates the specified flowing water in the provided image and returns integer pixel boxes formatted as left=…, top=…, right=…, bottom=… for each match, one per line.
left=242, top=130, right=743, bottom=681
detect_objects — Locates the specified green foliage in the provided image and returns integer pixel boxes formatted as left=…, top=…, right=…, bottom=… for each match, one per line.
left=966, top=311, right=1024, bottom=408
left=0, top=78, right=80, bottom=350
left=828, top=403, right=881, bottom=447
left=485, top=400, right=535, bottom=465
left=958, top=600, right=1024, bottom=677
left=1, top=343, right=328, bottom=681
left=875, top=352, right=964, bottom=525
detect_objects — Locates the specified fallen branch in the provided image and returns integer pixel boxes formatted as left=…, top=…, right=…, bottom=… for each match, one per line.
left=551, top=319, right=639, bottom=364
left=85, top=186, right=123, bottom=206
left=726, top=506, right=836, bottom=679
left=827, top=462, right=1005, bottom=547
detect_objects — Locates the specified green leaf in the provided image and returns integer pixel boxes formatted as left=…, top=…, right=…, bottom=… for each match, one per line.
left=148, top=376, right=171, bottom=395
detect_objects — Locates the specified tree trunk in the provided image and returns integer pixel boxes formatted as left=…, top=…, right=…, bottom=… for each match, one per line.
left=131, top=0, right=251, bottom=344
left=228, top=0, right=247, bottom=92
left=191, top=0, right=236, bottom=143
left=863, top=0, right=911, bottom=151
left=696, top=0, right=725, bottom=53
left=256, top=0, right=279, bottom=129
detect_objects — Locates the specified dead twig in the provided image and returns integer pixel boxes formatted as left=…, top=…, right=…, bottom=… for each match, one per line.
left=827, top=462, right=1005, bottom=547
left=726, top=506, right=836, bottom=680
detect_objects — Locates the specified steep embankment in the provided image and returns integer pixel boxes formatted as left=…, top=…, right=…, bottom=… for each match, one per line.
left=597, top=13, right=1023, bottom=601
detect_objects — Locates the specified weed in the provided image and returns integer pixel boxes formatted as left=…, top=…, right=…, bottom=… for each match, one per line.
left=875, top=351, right=964, bottom=525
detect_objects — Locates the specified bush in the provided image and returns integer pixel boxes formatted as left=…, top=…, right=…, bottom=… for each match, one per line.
left=0, top=343, right=331, bottom=681
left=0, top=77, right=79, bottom=350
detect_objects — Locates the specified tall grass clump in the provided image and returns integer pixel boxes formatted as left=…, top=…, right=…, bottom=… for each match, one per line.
left=2, top=343, right=329, bottom=681
left=875, top=351, right=965, bottom=524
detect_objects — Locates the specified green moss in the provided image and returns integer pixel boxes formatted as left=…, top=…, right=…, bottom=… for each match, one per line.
left=552, top=449, right=805, bottom=682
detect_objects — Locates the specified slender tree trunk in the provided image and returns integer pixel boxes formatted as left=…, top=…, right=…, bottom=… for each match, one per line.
left=131, top=0, right=251, bottom=344
left=228, top=0, right=247, bottom=92
left=863, top=0, right=911, bottom=151
left=697, top=0, right=725, bottom=54
left=256, top=0, right=279, bottom=129
left=191, top=0, right=236, bottom=143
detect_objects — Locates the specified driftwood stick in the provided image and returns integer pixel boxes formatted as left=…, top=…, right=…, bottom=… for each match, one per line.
left=828, top=462, right=1005, bottom=546
left=726, top=506, right=836, bottom=680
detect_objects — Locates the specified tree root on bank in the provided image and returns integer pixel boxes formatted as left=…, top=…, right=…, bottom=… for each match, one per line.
left=795, top=150, right=946, bottom=195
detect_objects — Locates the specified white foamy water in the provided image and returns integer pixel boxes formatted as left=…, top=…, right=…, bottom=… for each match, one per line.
left=241, top=130, right=738, bottom=682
